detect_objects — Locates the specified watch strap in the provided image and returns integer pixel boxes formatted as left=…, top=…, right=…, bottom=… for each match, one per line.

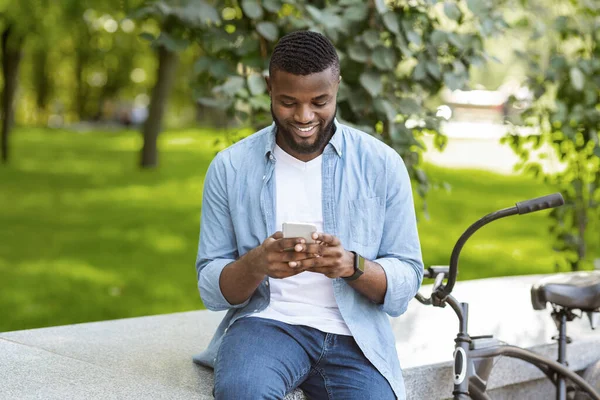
left=343, top=251, right=364, bottom=282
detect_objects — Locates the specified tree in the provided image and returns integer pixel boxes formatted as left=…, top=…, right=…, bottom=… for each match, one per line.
left=0, top=1, right=29, bottom=163
left=131, top=0, right=220, bottom=168
left=195, top=0, right=507, bottom=197
left=503, top=0, right=600, bottom=271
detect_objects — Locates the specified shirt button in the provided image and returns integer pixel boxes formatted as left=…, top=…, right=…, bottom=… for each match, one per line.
left=262, top=175, right=266, bottom=180
left=224, top=328, right=228, bottom=333
left=265, top=281, right=269, bottom=287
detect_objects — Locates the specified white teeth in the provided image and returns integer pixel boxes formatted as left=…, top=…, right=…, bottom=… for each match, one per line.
left=297, top=126, right=315, bottom=132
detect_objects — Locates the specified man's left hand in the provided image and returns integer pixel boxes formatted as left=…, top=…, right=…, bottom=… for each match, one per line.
left=288, top=233, right=354, bottom=279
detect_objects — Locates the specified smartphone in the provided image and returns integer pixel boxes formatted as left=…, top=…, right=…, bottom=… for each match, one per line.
left=282, top=222, right=317, bottom=244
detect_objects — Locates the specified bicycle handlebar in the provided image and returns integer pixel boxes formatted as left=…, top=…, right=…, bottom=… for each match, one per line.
left=426, top=193, right=564, bottom=305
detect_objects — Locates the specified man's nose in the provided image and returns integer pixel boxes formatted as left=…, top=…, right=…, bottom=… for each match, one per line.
left=294, top=105, right=314, bottom=124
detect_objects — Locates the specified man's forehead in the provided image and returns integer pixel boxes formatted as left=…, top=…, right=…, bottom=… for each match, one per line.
left=269, top=68, right=338, bottom=92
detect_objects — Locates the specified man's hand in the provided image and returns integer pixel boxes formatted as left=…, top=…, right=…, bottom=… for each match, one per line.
left=290, top=233, right=355, bottom=279
left=244, top=231, right=316, bottom=279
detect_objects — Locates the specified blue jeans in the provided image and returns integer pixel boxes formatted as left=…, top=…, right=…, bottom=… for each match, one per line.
left=213, top=317, right=395, bottom=400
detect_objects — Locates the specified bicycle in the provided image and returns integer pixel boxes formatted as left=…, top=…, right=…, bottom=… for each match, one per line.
left=415, top=193, right=600, bottom=399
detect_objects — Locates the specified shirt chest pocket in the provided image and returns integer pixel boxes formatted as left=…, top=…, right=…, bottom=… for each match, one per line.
left=348, top=197, right=385, bottom=246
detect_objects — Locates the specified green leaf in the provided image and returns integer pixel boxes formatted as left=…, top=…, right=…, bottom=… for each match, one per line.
left=443, top=72, right=463, bottom=90
left=241, top=0, right=264, bottom=19
left=216, top=76, right=246, bottom=96
left=249, top=94, right=271, bottom=111
left=256, top=22, right=279, bottom=42
left=247, top=74, right=267, bottom=96
left=569, top=67, right=584, bottom=91
left=348, top=42, right=369, bottom=63
left=375, top=0, right=388, bottom=14
left=372, top=46, right=396, bottom=71
left=398, top=98, right=420, bottom=115
left=430, top=30, right=446, bottom=47
left=208, top=60, right=234, bottom=79
left=359, top=72, right=383, bottom=97
left=362, top=30, right=380, bottom=49
left=139, top=32, right=156, bottom=42
left=197, top=97, right=233, bottom=110
left=466, top=0, right=486, bottom=15
left=306, top=5, right=323, bottom=21
left=263, top=0, right=281, bottom=13
left=444, top=2, right=461, bottom=21
left=382, top=12, right=400, bottom=35
left=155, top=32, right=190, bottom=52
left=194, top=57, right=211, bottom=74
left=406, top=30, right=422, bottom=47
left=374, top=99, right=397, bottom=121
left=413, top=62, right=426, bottom=80
left=348, top=90, right=370, bottom=112
left=425, top=61, right=441, bottom=79
left=452, top=60, right=466, bottom=74
left=188, top=0, right=221, bottom=25
left=345, top=4, right=369, bottom=22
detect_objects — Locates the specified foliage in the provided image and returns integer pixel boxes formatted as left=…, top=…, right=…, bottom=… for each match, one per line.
left=191, top=0, right=508, bottom=197
left=1, top=127, right=582, bottom=332
left=502, top=0, right=600, bottom=271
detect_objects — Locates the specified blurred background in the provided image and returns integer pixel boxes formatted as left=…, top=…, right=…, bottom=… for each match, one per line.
left=1, top=0, right=598, bottom=332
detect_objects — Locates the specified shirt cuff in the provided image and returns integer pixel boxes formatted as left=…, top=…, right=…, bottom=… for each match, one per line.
left=375, top=257, right=420, bottom=317
left=198, top=258, right=251, bottom=311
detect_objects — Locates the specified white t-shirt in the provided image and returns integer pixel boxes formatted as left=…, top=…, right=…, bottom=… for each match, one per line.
left=249, top=145, right=351, bottom=336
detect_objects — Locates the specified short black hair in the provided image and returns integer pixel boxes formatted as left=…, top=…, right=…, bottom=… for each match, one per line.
left=269, top=31, right=340, bottom=79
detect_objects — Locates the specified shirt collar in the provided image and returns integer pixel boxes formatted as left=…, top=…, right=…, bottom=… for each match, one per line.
left=264, top=118, right=343, bottom=160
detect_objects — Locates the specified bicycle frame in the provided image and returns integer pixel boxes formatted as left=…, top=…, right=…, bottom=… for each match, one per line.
left=415, top=193, right=600, bottom=399
left=445, top=294, right=600, bottom=400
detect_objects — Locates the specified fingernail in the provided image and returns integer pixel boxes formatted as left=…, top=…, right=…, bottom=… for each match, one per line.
left=289, top=261, right=297, bottom=268
left=295, top=244, right=303, bottom=252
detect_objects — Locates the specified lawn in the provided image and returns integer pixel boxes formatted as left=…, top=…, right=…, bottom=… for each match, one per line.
left=0, top=127, right=591, bottom=332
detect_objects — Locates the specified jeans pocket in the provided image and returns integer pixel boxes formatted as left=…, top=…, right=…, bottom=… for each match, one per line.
left=349, top=197, right=384, bottom=246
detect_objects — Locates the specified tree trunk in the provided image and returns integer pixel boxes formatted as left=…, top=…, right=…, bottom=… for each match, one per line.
left=33, top=47, right=50, bottom=118
left=1, top=25, right=25, bottom=164
left=140, top=44, right=179, bottom=168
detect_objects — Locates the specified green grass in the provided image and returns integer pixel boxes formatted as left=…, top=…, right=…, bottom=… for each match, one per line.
left=0, top=127, right=593, bottom=332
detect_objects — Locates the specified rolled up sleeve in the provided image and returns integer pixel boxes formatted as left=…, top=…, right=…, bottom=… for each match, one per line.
left=196, top=153, right=248, bottom=311
left=376, top=153, right=424, bottom=317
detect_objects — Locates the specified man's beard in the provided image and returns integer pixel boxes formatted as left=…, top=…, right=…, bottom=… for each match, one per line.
left=271, top=105, right=336, bottom=155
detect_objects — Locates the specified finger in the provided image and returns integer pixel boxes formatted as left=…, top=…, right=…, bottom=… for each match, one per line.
left=293, top=243, right=324, bottom=255
left=269, top=237, right=306, bottom=252
left=295, top=256, right=326, bottom=269
left=281, top=251, right=317, bottom=262
left=271, top=231, right=283, bottom=239
left=313, top=233, right=341, bottom=247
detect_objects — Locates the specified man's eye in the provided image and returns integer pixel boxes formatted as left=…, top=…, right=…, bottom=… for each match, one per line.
left=314, top=102, right=328, bottom=107
left=281, top=102, right=295, bottom=107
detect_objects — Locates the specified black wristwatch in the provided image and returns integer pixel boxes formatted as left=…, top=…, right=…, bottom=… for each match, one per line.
left=343, top=251, right=365, bottom=282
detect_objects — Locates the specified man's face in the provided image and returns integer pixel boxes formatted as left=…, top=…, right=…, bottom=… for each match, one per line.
left=267, top=67, right=339, bottom=162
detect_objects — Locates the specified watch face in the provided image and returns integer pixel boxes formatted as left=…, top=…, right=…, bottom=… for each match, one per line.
left=358, top=255, right=366, bottom=272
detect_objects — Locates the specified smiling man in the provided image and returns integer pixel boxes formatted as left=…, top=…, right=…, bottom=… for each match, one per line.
left=194, top=31, right=423, bottom=399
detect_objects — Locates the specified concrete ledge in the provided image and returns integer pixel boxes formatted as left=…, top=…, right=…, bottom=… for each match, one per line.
left=2, top=274, right=599, bottom=399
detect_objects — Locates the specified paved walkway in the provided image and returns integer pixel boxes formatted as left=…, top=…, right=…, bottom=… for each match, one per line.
left=422, top=121, right=564, bottom=175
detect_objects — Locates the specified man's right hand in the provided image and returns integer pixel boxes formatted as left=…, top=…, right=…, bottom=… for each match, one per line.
left=244, top=231, right=317, bottom=279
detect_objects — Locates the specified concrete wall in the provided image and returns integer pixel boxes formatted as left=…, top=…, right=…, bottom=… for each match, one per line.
left=2, top=275, right=599, bottom=399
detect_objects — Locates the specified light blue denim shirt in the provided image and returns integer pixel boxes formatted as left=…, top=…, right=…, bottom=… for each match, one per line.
left=193, top=120, right=423, bottom=399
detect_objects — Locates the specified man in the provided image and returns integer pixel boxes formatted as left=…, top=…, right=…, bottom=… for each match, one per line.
left=194, top=31, right=423, bottom=399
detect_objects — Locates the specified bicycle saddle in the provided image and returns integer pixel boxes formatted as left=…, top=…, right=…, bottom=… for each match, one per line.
left=531, top=271, right=600, bottom=311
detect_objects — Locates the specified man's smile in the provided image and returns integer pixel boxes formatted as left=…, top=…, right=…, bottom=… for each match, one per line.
left=291, top=124, right=319, bottom=138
